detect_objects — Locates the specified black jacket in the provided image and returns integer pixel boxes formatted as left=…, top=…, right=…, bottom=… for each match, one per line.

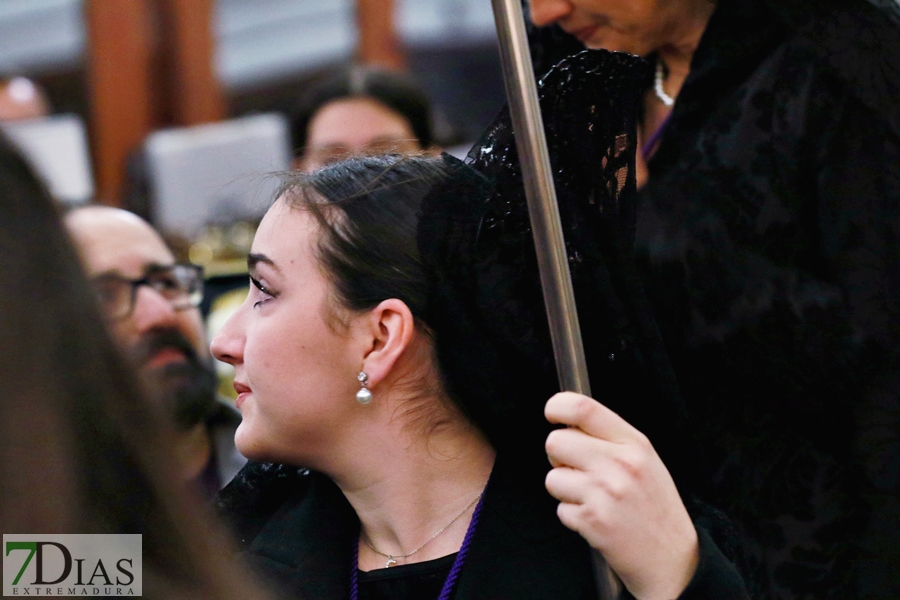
left=218, top=454, right=746, bottom=599
left=635, top=0, right=900, bottom=597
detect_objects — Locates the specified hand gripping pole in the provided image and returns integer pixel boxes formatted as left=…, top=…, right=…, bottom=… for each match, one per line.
left=490, top=1, right=624, bottom=597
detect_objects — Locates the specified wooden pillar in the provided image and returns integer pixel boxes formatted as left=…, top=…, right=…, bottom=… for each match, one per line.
left=356, top=0, right=405, bottom=69
left=85, top=0, right=157, bottom=205
left=85, top=0, right=224, bottom=204
left=157, top=0, right=225, bottom=126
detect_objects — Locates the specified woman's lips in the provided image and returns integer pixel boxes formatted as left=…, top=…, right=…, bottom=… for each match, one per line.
left=233, top=382, right=251, bottom=409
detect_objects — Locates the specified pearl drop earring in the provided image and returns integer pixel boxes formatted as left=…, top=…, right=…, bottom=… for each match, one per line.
left=356, top=372, right=372, bottom=405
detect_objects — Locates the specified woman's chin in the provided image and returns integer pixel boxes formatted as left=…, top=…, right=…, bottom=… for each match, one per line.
left=581, top=33, right=654, bottom=57
left=235, top=424, right=307, bottom=466
left=234, top=423, right=272, bottom=462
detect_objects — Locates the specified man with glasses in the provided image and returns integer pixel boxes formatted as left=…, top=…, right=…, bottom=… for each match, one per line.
left=66, top=206, right=245, bottom=497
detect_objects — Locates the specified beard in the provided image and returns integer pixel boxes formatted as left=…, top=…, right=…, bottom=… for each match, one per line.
left=132, top=328, right=218, bottom=430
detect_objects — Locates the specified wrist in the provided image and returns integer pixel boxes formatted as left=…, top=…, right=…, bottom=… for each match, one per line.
left=628, top=526, right=699, bottom=600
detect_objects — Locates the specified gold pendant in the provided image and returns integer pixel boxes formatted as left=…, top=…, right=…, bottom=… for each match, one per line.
left=386, top=557, right=397, bottom=568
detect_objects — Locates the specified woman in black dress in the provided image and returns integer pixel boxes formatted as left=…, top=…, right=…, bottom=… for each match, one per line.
left=210, top=153, right=747, bottom=599
left=528, top=0, right=900, bottom=597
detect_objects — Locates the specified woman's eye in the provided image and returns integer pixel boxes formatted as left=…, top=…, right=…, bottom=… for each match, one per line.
left=249, top=276, right=275, bottom=307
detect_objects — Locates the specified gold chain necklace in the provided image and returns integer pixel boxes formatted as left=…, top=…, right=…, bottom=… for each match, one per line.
left=360, top=492, right=483, bottom=568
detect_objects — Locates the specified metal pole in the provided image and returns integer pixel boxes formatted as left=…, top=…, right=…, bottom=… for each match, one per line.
left=490, top=0, right=623, bottom=598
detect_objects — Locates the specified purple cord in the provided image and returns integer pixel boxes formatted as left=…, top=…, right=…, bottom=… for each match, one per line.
left=641, top=113, right=672, bottom=162
left=437, top=491, right=483, bottom=600
left=349, top=492, right=486, bottom=600
left=350, top=541, right=361, bottom=599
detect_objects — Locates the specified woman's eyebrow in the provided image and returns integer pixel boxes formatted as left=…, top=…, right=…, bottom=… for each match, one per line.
left=247, top=253, right=281, bottom=275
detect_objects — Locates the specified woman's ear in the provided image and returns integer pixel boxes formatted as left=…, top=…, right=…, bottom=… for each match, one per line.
left=359, top=298, right=415, bottom=389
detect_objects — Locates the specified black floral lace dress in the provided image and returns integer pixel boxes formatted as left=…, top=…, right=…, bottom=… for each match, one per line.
left=631, top=0, right=900, bottom=598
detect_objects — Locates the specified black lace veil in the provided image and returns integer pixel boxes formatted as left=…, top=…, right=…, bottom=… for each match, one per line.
left=418, top=50, right=707, bottom=496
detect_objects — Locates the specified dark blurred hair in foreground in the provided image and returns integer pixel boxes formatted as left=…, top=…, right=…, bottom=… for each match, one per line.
left=0, top=133, right=268, bottom=599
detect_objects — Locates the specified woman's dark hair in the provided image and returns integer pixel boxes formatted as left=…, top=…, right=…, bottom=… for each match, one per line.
left=280, top=154, right=471, bottom=435
left=277, top=152, right=570, bottom=458
left=0, top=134, right=267, bottom=599
left=281, top=154, right=444, bottom=324
left=289, top=65, right=434, bottom=153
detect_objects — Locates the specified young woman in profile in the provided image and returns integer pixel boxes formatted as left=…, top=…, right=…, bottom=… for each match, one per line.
left=0, top=133, right=267, bottom=600
left=212, top=152, right=748, bottom=600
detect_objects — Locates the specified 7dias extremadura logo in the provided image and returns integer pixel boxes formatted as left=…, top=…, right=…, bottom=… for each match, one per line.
left=3, top=535, right=141, bottom=597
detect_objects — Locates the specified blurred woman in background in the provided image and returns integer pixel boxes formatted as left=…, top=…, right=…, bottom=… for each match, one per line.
left=289, top=65, right=435, bottom=171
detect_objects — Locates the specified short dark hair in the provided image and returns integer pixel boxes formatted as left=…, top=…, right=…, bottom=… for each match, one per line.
left=289, top=66, right=435, bottom=154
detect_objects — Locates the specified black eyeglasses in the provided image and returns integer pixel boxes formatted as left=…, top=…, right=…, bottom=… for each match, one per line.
left=92, top=264, right=204, bottom=321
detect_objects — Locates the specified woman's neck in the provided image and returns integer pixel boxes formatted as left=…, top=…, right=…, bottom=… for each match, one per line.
left=637, top=1, right=715, bottom=187
left=657, top=1, right=716, bottom=87
left=330, top=416, right=496, bottom=571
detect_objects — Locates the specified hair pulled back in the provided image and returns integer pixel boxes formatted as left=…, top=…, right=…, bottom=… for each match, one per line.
left=280, top=154, right=447, bottom=326
left=279, top=154, right=477, bottom=436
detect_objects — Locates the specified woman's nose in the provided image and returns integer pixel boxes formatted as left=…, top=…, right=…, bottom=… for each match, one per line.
left=529, top=0, right=573, bottom=27
left=210, top=306, right=246, bottom=365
